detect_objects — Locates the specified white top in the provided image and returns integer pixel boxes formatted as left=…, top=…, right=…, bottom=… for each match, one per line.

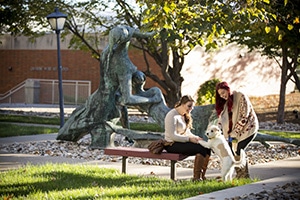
left=164, top=108, right=196, bottom=142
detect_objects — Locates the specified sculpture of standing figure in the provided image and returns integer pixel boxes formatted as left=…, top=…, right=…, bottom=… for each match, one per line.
left=57, top=26, right=169, bottom=148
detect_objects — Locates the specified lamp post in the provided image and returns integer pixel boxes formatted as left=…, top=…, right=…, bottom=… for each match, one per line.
left=47, top=8, right=67, bottom=128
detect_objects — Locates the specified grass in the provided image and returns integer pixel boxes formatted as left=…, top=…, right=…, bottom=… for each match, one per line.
left=0, top=163, right=254, bottom=200
left=128, top=122, right=163, bottom=132
left=0, top=114, right=60, bottom=125
left=0, top=123, right=59, bottom=137
left=0, top=114, right=163, bottom=137
left=259, top=130, right=300, bottom=139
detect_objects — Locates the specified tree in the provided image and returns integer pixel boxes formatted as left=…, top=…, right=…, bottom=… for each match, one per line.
left=44, top=0, right=232, bottom=107
left=225, top=0, right=300, bottom=123
left=59, top=0, right=231, bottom=107
left=0, top=0, right=64, bottom=37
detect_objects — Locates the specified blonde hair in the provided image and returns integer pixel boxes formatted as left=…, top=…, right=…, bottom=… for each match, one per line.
left=175, top=95, right=194, bottom=129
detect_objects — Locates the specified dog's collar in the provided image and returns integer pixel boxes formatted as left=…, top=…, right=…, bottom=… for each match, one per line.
left=207, top=136, right=216, bottom=139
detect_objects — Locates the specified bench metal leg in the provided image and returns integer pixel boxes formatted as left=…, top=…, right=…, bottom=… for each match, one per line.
left=170, top=160, right=177, bottom=180
left=122, top=156, right=128, bottom=174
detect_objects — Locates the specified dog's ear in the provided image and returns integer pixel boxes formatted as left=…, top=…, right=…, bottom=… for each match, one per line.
left=215, top=128, right=222, bottom=135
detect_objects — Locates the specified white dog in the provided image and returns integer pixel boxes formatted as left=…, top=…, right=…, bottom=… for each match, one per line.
left=198, top=125, right=246, bottom=181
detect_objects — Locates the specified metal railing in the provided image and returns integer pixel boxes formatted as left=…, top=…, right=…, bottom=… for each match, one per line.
left=0, top=79, right=91, bottom=105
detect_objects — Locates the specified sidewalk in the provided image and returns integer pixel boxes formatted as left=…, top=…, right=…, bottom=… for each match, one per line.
left=0, top=134, right=299, bottom=199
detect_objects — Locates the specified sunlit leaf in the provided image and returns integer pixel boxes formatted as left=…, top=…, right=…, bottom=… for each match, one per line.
left=271, top=14, right=277, bottom=20
left=163, top=5, right=171, bottom=14
left=219, top=27, right=226, bottom=35
left=278, top=34, right=282, bottom=41
left=198, top=38, right=204, bottom=46
left=275, top=26, right=279, bottom=33
left=284, top=0, right=288, bottom=6
left=287, top=24, right=293, bottom=30
left=212, top=24, right=216, bottom=32
left=293, top=17, right=299, bottom=24
left=265, top=26, right=271, bottom=33
left=207, top=33, right=214, bottom=43
left=263, top=0, right=270, bottom=4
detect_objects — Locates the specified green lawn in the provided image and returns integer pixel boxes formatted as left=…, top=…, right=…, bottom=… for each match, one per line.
left=0, top=163, right=254, bottom=200
left=0, top=123, right=59, bottom=137
left=259, top=130, right=300, bottom=139
left=0, top=114, right=61, bottom=125
left=0, top=114, right=163, bottom=137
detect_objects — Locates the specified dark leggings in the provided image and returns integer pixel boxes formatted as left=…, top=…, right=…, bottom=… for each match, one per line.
left=164, top=142, right=211, bottom=157
left=229, top=134, right=256, bottom=156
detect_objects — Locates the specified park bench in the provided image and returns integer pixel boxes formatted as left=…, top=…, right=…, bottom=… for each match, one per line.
left=104, top=147, right=189, bottom=180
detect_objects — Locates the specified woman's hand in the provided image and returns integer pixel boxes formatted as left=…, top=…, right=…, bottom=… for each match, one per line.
left=189, top=136, right=202, bottom=144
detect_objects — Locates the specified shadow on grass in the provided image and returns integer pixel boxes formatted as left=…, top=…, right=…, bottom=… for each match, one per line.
left=0, top=166, right=210, bottom=199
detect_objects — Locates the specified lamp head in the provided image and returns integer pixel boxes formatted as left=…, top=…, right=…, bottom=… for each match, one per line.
left=47, top=8, right=67, bottom=31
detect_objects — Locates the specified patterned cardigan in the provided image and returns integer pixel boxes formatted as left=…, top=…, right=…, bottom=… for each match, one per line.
left=218, top=91, right=259, bottom=142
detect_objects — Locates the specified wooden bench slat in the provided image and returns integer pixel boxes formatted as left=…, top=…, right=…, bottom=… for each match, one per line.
left=104, top=147, right=189, bottom=161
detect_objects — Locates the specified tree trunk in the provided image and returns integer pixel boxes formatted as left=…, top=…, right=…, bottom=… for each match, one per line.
left=277, top=44, right=288, bottom=123
left=290, top=48, right=300, bottom=91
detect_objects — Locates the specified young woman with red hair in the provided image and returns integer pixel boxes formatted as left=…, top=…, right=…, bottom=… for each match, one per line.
left=215, top=81, right=259, bottom=178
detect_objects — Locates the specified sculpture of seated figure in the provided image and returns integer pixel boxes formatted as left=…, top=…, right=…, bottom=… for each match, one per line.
left=131, top=70, right=170, bottom=128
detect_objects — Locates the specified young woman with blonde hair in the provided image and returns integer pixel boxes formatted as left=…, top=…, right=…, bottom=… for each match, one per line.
left=164, top=95, right=211, bottom=181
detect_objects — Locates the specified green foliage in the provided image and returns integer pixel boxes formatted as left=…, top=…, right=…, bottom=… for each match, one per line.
left=138, top=0, right=228, bottom=52
left=0, top=163, right=254, bottom=200
left=227, top=0, right=300, bottom=59
left=0, top=0, right=65, bottom=36
left=196, top=79, right=221, bottom=105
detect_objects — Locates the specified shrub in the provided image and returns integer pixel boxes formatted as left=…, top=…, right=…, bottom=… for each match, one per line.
left=196, top=78, right=221, bottom=105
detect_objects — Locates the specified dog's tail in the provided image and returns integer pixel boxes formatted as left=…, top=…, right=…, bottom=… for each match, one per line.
left=233, top=149, right=247, bottom=168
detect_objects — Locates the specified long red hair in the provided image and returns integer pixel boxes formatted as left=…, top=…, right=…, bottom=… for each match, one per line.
left=215, top=81, right=233, bottom=116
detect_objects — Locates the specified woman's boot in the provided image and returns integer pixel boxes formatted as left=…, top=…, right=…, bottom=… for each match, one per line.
left=234, top=155, right=250, bottom=179
left=193, top=153, right=204, bottom=181
left=201, top=154, right=210, bottom=180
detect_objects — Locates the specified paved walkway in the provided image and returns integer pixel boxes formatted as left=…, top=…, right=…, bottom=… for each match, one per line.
left=1, top=104, right=300, bottom=199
